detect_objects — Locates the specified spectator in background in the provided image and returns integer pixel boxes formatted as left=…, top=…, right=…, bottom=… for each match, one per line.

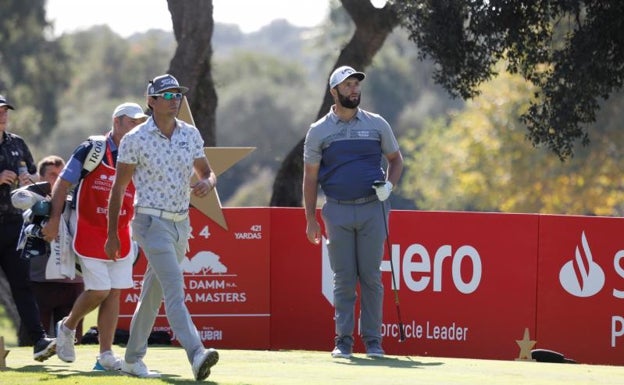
left=0, top=94, right=56, bottom=361
left=27, top=155, right=84, bottom=341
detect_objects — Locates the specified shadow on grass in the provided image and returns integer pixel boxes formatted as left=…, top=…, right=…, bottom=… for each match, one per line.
left=13, top=364, right=219, bottom=385
left=333, top=355, right=443, bottom=369
left=14, top=364, right=125, bottom=377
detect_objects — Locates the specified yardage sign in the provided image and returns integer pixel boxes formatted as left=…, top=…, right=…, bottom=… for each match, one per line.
left=118, top=208, right=271, bottom=349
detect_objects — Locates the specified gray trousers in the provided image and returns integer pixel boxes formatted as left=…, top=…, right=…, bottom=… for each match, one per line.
left=124, top=213, right=203, bottom=365
left=322, top=199, right=388, bottom=344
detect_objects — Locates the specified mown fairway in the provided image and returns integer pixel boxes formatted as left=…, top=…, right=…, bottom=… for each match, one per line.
left=1, top=344, right=622, bottom=384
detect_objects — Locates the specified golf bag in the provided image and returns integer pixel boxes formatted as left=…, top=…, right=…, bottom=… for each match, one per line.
left=11, top=182, right=52, bottom=260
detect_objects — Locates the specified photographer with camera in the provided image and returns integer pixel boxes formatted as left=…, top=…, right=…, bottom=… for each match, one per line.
left=0, top=94, right=56, bottom=361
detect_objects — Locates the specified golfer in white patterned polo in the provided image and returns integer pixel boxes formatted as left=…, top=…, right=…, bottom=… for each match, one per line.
left=105, top=74, right=219, bottom=381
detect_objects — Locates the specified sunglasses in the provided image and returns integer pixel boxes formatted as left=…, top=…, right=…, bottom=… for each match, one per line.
left=153, top=92, right=183, bottom=100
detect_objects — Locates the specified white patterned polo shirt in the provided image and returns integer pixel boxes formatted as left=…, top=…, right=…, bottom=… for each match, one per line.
left=117, top=117, right=206, bottom=212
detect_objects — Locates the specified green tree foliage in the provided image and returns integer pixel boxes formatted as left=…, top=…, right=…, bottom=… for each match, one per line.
left=0, top=0, right=70, bottom=141
left=60, top=26, right=173, bottom=100
left=225, top=168, right=275, bottom=207
left=42, top=27, right=175, bottom=159
left=400, top=65, right=624, bottom=216
left=396, top=1, right=624, bottom=160
left=365, top=29, right=463, bottom=134
left=214, top=51, right=318, bottom=203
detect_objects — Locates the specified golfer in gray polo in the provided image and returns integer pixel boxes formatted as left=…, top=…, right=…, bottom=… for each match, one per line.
left=303, top=66, right=404, bottom=359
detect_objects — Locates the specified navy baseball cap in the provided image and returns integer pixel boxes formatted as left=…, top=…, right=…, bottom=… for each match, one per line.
left=146, top=74, right=189, bottom=96
left=329, top=66, right=365, bottom=89
left=0, top=94, right=15, bottom=110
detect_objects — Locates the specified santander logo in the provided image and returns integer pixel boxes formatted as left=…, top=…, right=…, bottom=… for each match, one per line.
left=559, top=231, right=605, bottom=297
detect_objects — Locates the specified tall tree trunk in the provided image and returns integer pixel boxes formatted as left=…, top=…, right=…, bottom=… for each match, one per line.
left=270, top=0, right=399, bottom=206
left=167, top=0, right=217, bottom=147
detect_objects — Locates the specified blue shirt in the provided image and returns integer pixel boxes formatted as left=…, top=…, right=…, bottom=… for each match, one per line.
left=60, top=133, right=117, bottom=185
left=303, top=107, right=399, bottom=201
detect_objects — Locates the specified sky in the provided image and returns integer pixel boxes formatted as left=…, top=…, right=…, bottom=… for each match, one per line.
left=46, top=0, right=330, bottom=37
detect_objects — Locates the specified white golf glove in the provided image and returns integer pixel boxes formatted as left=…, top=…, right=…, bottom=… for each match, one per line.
left=372, top=181, right=393, bottom=202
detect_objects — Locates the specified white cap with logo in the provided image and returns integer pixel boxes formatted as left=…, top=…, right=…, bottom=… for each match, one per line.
left=112, top=102, right=148, bottom=119
left=329, top=66, right=366, bottom=89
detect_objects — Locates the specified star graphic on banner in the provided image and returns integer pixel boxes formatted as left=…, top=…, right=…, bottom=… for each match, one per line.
left=178, top=97, right=254, bottom=230
left=515, top=327, right=536, bottom=361
left=190, top=147, right=254, bottom=229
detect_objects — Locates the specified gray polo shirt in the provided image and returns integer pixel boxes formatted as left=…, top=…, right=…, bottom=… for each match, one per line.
left=303, top=107, right=399, bottom=201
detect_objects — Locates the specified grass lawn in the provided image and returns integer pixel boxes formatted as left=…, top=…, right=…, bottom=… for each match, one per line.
left=0, top=304, right=18, bottom=346
left=1, top=343, right=623, bottom=385
left=0, top=304, right=99, bottom=346
left=1, top=309, right=623, bottom=384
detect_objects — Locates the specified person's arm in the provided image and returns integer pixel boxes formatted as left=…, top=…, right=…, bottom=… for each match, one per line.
left=17, top=162, right=35, bottom=186
left=105, top=162, right=135, bottom=260
left=19, top=139, right=37, bottom=185
left=303, top=162, right=321, bottom=245
left=191, top=157, right=216, bottom=198
left=0, top=169, right=17, bottom=186
left=41, top=178, right=73, bottom=242
left=384, top=150, right=404, bottom=186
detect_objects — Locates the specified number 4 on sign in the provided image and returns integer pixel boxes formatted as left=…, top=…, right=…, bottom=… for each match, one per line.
left=199, top=225, right=211, bottom=239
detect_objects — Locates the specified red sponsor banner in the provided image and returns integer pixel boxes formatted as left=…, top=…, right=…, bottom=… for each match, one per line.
left=119, top=208, right=270, bottom=349
left=381, top=211, right=539, bottom=359
left=536, top=214, right=624, bottom=365
left=269, top=208, right=335, bottom=350
left=270, top=209, right=539, bottom=359
left=118, top=207, right=624, bottom=365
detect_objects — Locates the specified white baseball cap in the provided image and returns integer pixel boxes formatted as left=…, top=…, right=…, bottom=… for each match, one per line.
left=329, top=66, right=366, bottom=88
left=112, top=102, right=148, bottom=119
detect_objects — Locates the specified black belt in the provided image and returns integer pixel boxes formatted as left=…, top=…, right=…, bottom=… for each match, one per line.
left=326, top=194, right=378, bottom=205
